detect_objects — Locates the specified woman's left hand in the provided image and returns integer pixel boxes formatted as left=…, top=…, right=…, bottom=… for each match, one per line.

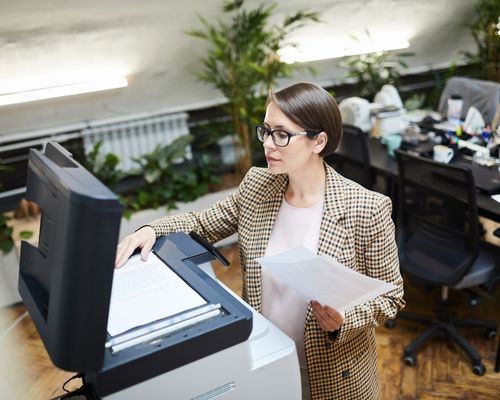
left=310, top=300, right=345, bottom=332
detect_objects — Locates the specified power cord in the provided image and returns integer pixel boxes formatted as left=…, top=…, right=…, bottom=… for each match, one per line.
left=62, top=373, right=84, bottom=393
left=49, top=373, right=92, bottom=399
left=0, top=310, right=29, bottom=340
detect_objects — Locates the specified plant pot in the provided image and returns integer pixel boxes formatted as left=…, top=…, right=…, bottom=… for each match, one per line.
left=0, top=250, right=21, bottom=307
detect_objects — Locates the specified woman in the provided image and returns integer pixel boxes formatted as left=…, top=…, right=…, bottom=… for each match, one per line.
left=115, top=82, right=405, bottom=399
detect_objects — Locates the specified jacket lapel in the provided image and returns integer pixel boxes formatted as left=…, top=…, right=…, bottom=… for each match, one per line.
left=245, top=173, right=287, bottom=311
left=317, top=164, right=349, bottom=263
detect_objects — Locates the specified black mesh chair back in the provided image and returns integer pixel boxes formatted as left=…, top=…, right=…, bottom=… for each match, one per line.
left=395, top=149, right=480, bottom=287
left=326, top=124, right=374, bottom=189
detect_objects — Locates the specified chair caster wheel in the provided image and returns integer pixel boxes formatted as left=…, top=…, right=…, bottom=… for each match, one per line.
left=384, top=320, right=396, bottom=329
left=403, top=354, right=416, bottom=366
left=484, top=328, right=496, bottom=340
left=468, top=296, right=481, bottom=307
left=472, top=363, right=486, bottom=376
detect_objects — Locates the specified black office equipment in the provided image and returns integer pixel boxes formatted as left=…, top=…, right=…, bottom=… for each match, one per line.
left=326, top=124, right=375, bottom=190
left=19, top=142, right=123, bottom=371
left=389, top=149, right=498, bottom=375
left=19, top=142, right=253, bottom=398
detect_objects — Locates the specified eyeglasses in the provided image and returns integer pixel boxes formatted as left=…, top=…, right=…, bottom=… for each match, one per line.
left=256, top=125, right=320, bottom=147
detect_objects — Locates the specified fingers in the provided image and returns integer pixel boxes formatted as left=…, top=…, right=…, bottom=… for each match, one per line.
left=310, top=300, right=345, bottom=332
left=115, top=226, right=156, bottom=268
left=140, top=239, right=154, bottom=261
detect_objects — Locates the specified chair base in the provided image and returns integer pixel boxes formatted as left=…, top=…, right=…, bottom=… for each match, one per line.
left=496, top=336, right=500, bottom=372
left=394, top=303, right=497, bottom=375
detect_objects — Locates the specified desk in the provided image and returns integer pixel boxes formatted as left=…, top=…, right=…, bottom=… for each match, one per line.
left=367, top=137, right=500, bottom=374
left=367, top=138, right=500, bottom=222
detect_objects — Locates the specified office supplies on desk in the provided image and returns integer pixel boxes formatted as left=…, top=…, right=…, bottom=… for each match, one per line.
left=374, top=84, right=404, bottom=109
left=447, top=94, right=463, bottom=125
left=433, top=145, right=454, bottom=164
left=373, top=108, right=407, bottom=137
left=381, top=134, right=403, bottom=157
left=400, top=140, right=434, bottom=157
left=338, top=96, right=372, bottom=133
left=456, top=138, right=491, bottom=160
left=463, top=106, right=486, bottom=133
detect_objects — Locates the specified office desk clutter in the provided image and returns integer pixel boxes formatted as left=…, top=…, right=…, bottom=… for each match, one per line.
left=339, top=84, right=408, bottom=136
left=433, top=144, right=454, bottom=163
left=402, top=104, right=500, bottom=166
left=447, top=94, right=463, bottom=126
left=438, top=77, right=500, bottom=125
left=381, top=134, right=402, bottom=157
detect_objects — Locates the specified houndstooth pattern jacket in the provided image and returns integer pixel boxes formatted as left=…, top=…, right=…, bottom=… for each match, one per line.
left=148, top=163, right=405, bottom=399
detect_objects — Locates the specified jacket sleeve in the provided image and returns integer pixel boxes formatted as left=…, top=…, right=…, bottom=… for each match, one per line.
left=145, top=171, right=251, bottom=244
left=333, top=195, right=405, bottom=343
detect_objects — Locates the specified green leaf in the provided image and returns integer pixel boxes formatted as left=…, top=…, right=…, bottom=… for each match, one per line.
left=0, top=239, right=14, bottom=254
left=19, top=230, right=33, bottom=240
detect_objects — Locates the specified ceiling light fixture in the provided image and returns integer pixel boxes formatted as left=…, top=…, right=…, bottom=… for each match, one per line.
left=0, top=76, right=128, bottom=107
left=279, top=37, right=410, bottom=64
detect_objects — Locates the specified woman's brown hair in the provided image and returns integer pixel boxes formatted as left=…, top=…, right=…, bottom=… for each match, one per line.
left=267, top=82, right=342, bottom=157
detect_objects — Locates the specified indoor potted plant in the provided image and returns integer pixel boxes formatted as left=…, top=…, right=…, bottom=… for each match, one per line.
left=187, top=0, right=319, bottom=177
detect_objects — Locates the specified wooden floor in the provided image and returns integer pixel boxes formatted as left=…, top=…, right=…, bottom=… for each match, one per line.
left=1, top=244, right=499, bottom=399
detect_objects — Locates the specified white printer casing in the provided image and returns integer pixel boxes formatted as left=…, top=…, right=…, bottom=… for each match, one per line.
left=103, top=263, right=301, bottom=400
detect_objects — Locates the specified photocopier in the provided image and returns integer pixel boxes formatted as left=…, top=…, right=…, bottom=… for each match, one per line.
left=18, top=142, right=301, bottom=399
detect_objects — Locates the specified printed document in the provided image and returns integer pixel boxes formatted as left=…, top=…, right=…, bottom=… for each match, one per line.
left=107, top=253, right=207, bottom=337
left=256, top=246, right=397, bottom=311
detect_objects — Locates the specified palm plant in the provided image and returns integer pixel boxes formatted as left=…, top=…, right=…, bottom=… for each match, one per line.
left=462, top=0, right=500, bottom=82
left=339, top=32, right=413, bottom=100
left=187, top=0, right=319, bottom=176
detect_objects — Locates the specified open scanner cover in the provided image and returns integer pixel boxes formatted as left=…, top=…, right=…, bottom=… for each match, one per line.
left=19, top=142, right=123, bottom=372
left=19, top=143, right=253, bottom=397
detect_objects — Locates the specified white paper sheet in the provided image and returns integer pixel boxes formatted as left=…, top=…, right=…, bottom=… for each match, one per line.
left=107, top=253, right=207, bottom=337
left=257, top=246, right=397, bottom=311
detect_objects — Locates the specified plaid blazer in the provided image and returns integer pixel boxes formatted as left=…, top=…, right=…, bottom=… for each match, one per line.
left=149, top=163, right=405, bottom=399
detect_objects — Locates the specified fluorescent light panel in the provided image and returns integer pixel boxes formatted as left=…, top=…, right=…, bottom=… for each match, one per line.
left=279, top=37, right=410, bottom=64
left=0, top=76, right=128, bottom=107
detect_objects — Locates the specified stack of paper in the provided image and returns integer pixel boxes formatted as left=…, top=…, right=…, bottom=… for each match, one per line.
left=257, top=246, right=397, bottom=311
left=107, top=253, right=207, bottom=337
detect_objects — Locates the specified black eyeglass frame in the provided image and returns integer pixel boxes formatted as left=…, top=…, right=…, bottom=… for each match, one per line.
left=255, top=125, right=321, bottom=147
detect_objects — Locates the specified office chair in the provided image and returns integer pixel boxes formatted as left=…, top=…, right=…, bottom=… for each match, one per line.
left=438, top=76, right=500, bottom=123
left=389, top=149, right=499, bottom=375
left=325, top=124, right=375, bottom=190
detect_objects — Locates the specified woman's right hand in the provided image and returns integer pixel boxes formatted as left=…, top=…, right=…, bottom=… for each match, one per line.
left=115, top=226, right=156, bottom=268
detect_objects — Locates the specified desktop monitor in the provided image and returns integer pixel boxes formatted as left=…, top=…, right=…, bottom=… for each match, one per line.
left=19, top=142, right=123, bottom=372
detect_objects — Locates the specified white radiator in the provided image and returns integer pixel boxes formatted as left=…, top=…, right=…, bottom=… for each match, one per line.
left=82, top=112, right=191, bottom=172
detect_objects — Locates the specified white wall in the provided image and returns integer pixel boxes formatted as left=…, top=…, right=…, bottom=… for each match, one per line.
left=0, top=0, right=476, bottom=136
